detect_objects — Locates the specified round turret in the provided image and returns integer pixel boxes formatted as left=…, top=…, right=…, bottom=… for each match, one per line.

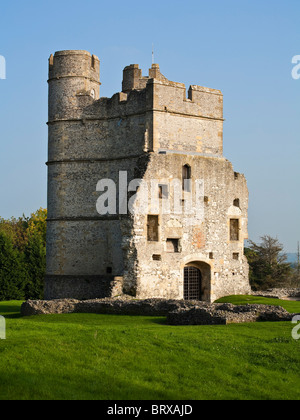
left=48, top=50, right=100, bottom=121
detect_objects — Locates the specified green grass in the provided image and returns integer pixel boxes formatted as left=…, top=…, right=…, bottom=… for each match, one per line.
left=0, top=297, right=300, bottom=400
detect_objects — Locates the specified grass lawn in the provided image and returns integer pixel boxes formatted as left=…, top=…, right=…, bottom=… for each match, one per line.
left=0, top=297, right=300, bottom=400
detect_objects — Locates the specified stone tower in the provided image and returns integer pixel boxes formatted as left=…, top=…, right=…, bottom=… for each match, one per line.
left=45, top=50, right=251, bottom=302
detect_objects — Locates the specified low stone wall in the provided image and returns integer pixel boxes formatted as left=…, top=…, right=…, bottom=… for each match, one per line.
left=20, top=297, right=296, bottom=325
left=252, top=288, right=300, bottom=300
left=167, top=303, right=294, bottom=325
left=21, top=298, right=203, bottom=317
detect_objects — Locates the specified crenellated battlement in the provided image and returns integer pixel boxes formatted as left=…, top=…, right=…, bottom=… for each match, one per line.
left=80, top=62, right=223, bottom=124
left=48, top=50, right=224, bottom=159
left=48, top=50, right=100, bottom=83
left=48, top=50, right=223, bottom=121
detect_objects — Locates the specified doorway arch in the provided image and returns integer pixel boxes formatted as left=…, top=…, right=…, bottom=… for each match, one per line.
left=183, top=261, right=211, bottom=301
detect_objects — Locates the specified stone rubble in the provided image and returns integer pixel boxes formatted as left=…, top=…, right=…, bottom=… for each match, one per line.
left=252, top=288, right=300, bottom=300
left=20, top=295, right=297, bottom=325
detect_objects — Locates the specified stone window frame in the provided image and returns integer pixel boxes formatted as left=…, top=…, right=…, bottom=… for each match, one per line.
left=229, top=218, right=240, bottom=242
left=158, top=184, right=169, bottom=199
left=182, top=164, right=192, bottom=192
left=147, top=215, right=160, bottom=242
left=166, top=238, right=181, bottom=253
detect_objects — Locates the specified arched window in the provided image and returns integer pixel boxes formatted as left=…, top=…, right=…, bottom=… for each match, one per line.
left=182, top=164, right=191, bottom=192
left=233, top=198, right=240, bottom=208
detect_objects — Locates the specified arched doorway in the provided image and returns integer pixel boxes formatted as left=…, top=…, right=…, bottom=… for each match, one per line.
left=184, top=266, right=202, bottom=300
left=183, top=261, right=211, bottom=301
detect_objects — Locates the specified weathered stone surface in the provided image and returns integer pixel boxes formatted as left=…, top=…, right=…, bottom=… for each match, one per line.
left=21, top=298, right=199, bottom=317
left=21, top=299, right=79, bottom=316
left=167, top=303, right=294, bottom=325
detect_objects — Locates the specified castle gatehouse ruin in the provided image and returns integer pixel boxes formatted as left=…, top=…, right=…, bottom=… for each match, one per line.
left=45, top=50, right=251, bottom=302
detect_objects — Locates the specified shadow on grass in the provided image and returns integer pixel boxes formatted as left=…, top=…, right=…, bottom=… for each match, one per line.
left=0, top=301, right=23, bottom=319
left=0, top=365, right=180, bottom=400
left=149, top=317, right=168, bottom=325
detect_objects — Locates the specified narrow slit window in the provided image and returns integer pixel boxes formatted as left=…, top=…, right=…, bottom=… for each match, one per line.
left=147, top=215, right=159, bottom=242
left=230, top=219, right=239, bottom=241
left=182, top=164, right=191, bottom=192
left=91, top=55, right=96, bottom=69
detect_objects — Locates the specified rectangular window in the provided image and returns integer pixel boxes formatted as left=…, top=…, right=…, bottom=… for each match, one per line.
left=152, top=254, right=162, bottom=261
left=158, top=184, right=169, bottom=199
left=147, top=215, right=159, bottom=242
left=233, top=253, right=239, bottom=260
left=230, top=219, right=239, bottom=241
left=166, top=238, right=180, bottom=253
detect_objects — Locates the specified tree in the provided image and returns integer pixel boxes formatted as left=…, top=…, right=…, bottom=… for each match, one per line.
left=0, top=208, right=47, bottom=301
left=23, top=209, right=47, bottom=299
left=23, top=233, right=46, bottom=299
left=0, top=215, right=29, bottom=251
left=0, top=233, right=27, bottom=300
left=245, top=235, right=292, bottom=290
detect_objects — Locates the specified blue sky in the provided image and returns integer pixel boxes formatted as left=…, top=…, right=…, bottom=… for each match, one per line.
left=0, top=0, right=299, bottom=252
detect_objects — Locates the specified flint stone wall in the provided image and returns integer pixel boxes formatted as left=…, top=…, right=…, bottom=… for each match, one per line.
left=252, top=288, right=300, bottom=300
left=20, top=298, right=295, bottom=325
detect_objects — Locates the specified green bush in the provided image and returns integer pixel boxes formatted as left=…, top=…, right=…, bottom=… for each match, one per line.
left=0, top=209, right=47, bottom=301
left=0, top=233, right=27, bottom=300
